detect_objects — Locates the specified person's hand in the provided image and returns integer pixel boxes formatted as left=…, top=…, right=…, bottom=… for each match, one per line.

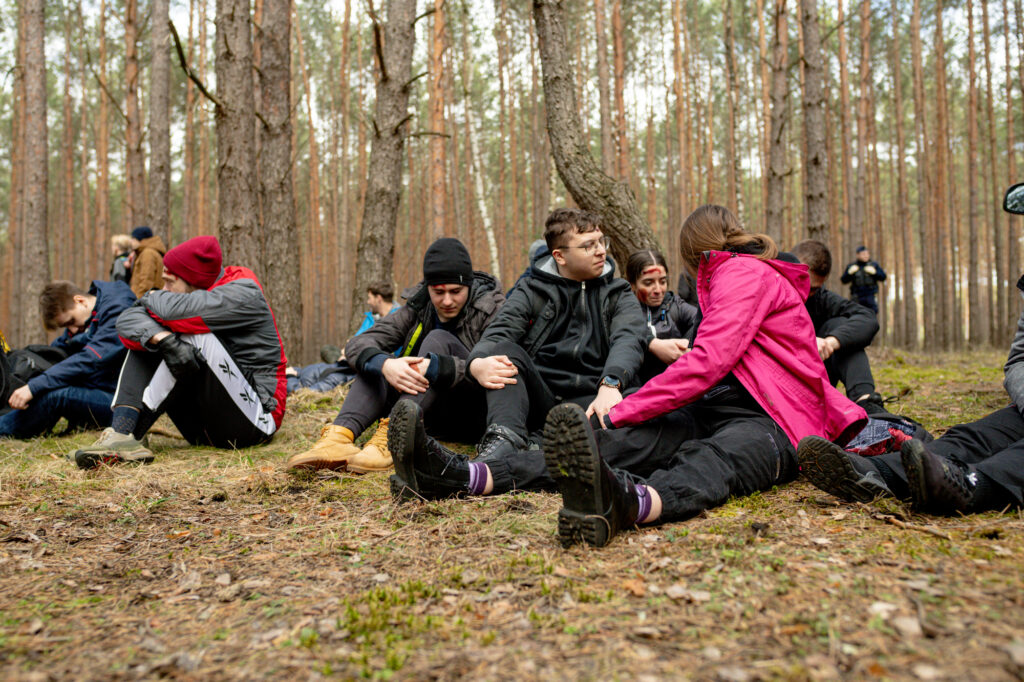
left=8, top=385, right=32, bottom=410
left=586, top=385, right=622, bottom=427
left=382, top=356, right=430, bottom=394
left=816, top=335, right=841, bottom=360
left=846, top=264, right=860, bottom=275
left=469, top=355, right=518, bottom=390
left=157, top=334, right=204, bottom=379
left=863, top=264, right=876, bottom=275
left=649, top=337, right=690, bottom=364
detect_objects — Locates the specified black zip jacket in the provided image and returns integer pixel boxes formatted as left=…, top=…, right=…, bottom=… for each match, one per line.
left=469, top=254, right=646, bottom=398
left=805, top=286, right=879, bottom=349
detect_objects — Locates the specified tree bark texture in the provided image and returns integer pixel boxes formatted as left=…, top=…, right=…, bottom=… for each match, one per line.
left=532, top=0, right=658, bottom=269
left=125, top=0, right=146, bottom=230
left=967, top=0, right=982, bottom=346
left=765, top=0, right=788, bottom=242
left=216, top=0, right=260, bottom=269
left=594, top=0, right=614, bottom=176
left=428, top=0, right=447, bottom=240
left=148, top=0, right=171, bottom=241
left=350, top=0, right=417, bottom=334
left=799, top=0, right=828, bottom=243
left=256, top=0, right=300, bottom=362
left=21, top=0, right=49, bottom=343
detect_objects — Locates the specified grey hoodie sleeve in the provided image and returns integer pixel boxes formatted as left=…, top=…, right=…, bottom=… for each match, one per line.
left=1003, top=307, right=1024, bottom=413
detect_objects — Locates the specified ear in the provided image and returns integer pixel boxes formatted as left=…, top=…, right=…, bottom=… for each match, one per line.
left=552, top=248, right=567, bottom=267
left=73, top=294, right=88, bottom=306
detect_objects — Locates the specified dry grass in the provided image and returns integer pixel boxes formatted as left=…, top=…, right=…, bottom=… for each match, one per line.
left=1, top=350, right=1023, bottom=680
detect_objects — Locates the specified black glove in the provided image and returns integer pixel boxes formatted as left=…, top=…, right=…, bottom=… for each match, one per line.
left=157, top=334, right=203, bottom=379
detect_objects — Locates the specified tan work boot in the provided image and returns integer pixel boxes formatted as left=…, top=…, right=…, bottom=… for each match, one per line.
left=347, top=418, right=393, bottom=473
left=287, top=424, right=360, bottom=470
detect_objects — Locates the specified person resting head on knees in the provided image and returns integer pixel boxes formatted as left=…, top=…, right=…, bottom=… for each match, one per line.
left=72, top=235, right=287, bottom=469
left=625, top=249, right=699, bottom=376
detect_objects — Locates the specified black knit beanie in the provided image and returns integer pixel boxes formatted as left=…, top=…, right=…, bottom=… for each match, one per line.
left=422, top=238, right=473, bottom=286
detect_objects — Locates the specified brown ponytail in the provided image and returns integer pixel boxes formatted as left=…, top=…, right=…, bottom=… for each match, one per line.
left=678, top=204, right=778, bottom=271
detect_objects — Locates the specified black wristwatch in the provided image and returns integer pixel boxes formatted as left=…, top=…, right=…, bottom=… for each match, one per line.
left=600, top=376, right=621, bottom=391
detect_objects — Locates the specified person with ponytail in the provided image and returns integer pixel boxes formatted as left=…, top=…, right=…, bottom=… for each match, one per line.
left=541, top=204, right=868, bottom=547
left=625, top=250, right=699, bottom=382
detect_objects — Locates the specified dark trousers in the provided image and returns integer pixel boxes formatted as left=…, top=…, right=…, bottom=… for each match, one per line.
left=482, top=341, right=596, bottom=442
left=334, top=330, right=487, bottom=443
left=115, top=345, right=274, bottom=449
left=870, top=405, right=1024, bottom=504
left=819, top=318, right=876, bottom=399
left=0, top=386, right=113, bottom=438
left=485, top=381, right=798, bottom=523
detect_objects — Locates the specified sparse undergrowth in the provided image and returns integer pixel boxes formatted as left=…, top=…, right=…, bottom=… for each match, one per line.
left=1, top=349, right=1023, bottom=680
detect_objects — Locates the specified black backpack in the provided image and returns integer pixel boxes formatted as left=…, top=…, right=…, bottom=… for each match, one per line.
left=0, top=342, right=68, bottom=415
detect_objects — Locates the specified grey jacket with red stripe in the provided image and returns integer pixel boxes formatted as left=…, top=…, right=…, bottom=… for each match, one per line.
left=116, top=266, right=288, bottom=427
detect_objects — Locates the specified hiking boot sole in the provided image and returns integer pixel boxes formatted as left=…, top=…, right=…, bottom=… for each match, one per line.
left=901, top=439, right=928, bottom=511
left=75, top=448, right=155, bottom=470
left=798, top=436, right=891, bottom=503
left=347, top=459, right=393, bottom=474
left=286, top=451, right=354, bottom=471
left=543, top=404, right=610, bottom=548
left=387, top=400, right=421, bottom=501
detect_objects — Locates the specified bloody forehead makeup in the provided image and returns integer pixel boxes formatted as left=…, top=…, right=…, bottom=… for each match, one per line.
left=641, top=265, right=666, bottom=278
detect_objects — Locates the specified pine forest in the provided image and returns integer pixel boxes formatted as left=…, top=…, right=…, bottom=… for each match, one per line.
left=1, top=0, right=1022, bottom=362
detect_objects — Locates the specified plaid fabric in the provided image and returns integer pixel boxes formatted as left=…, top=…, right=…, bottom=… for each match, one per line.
left=844, top=417, right=917, bottom=457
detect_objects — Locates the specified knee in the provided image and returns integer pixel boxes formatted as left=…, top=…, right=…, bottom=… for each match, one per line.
left=490, top=341, right=529, bottom=366
left=418, top=329, right=462, bottom=355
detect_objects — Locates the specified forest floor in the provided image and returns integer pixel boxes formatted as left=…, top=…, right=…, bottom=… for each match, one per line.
left=1, top=349, right=1023, bottom=681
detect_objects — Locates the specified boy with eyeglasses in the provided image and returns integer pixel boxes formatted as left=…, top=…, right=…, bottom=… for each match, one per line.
left=387, top=207, right=647, bottom=499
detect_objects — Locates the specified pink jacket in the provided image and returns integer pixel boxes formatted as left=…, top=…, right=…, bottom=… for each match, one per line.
left=608, top=251, right=866, bottom=447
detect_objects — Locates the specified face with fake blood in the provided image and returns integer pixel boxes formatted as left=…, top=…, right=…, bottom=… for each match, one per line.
left=632, top=264, right=668, bottom=308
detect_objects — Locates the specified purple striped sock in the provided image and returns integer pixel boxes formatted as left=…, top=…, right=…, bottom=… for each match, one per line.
left=468, top=462, right=489, bottom=495
left=635, top=484, right=651, bottom=523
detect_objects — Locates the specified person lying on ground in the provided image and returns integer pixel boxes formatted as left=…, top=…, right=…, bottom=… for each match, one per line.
left=0, top=280, right=135, bottom=439
left=790, top=240, right=884, bottom=413
left=286, top=237, right=504, bottom=473
left=625, top=248, right=699, bottom=383
left=798, top=183, right=1024, bottom=516
left=72, top=235, right=287, bottom=468
left=386, top=205, right=866, bottom=550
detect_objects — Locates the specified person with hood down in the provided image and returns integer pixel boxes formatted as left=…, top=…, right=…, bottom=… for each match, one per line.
left=128, top=226, right=167, bottom=298
left=72, top=235, right=287, bottom=468
left=387, top=208, right=648, bottom=500
left=286, top=237, right=505, bottom=474
left=384, top=205, right=867, bottom=549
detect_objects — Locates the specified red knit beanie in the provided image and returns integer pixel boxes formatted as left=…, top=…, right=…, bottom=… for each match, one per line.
left=163, top=236, right=223, bottom=290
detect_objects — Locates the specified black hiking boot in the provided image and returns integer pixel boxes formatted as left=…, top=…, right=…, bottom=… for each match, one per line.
left=543, top=403, right=640, bottom=548
left=901, top=439, right=975, bottom=515
left=475, top=423, right=532, bottom=462
left=388, top=399, right=469, bottom=502
left=797, top=435, right=893, bottom=503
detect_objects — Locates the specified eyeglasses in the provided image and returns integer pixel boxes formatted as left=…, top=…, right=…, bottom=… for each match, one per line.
left=557, top=235, right=610, bottom=255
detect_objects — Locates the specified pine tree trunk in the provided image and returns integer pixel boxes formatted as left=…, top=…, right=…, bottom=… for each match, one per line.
left=97, top=0, right=110, bottom=271
left=1006, top=0, right=1020, bottom=315
left=183, top=0, right=197, bottom=242
left=350, top=0, right=417, bottom=332
left=215, top=0, right=259, bottom=267
left=981, top=0, right=1004, bottom=344
left=671, top=0, right=689, bottom=220
left=77, top=4, right=92, bottom=287
left=428, top=0, right=447, bottom=240
left=7, top=9, right=26, bottom=340
left=910, top=0, right=934, bottom=348
left=837, top=0, right=852, bottom=260
left=197, top=0, right=211, bottom=237
left=594, top=0, right=614, bottom=175
left=799, top=0, right=828, bottom=243
left=256, top=0, right=299, bottom=361
left=967, top=0, right=982, bottom=346
left=765, top=0, right=788, bottom=241
left=890, top=0, right=916, bottom=348
left=532, top=0, right=657, bottom=267
left=148, top=0, right=171, bottom=240
left=611, top=0, right=630, bottom=183
left=21, top=0, right=49, bottom=343
left=723, top=0, right=740, bottom=217
left=61, top=12, right=75, bottom=281
left=757, top=0, right=770, bottom=234
left=125, top=0, right=147, bottom=230
left=851, top=0, right=870, bottom=248
left=933, top=0, right=954, bottom=349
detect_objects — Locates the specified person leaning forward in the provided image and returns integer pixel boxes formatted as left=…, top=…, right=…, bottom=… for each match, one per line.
left=286, top=237, right=505, bottom=473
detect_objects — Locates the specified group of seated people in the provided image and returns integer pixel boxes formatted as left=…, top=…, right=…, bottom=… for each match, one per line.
left=3, top=202, right=1022, bottom=549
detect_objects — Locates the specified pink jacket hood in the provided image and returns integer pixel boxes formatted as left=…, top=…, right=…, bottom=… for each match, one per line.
left=608, top=250, right=866, bottom=447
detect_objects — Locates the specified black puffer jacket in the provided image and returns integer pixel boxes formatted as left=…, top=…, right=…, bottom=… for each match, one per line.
left=469, top=255, right=646, bottom=398
left=346, top=271, right=505, bottom=388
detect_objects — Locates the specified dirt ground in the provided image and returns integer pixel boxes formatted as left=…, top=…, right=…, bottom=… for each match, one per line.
left=1, top=349, right=1022, bottom=680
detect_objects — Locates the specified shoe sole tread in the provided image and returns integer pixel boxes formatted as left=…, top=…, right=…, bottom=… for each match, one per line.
left=543, top=405, right=610, bottom=548
left=798, top=436, right=889, bottom=504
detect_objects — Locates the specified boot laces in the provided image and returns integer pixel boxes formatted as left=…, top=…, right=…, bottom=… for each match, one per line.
left=367, top=418, right=389, bottom=451
left=425, top=435, right=466, bottom=476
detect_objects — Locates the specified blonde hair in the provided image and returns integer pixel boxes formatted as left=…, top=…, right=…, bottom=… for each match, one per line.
left=678, top=205, right=778, bottom=270
left=111, top=234, right=132, bottom=252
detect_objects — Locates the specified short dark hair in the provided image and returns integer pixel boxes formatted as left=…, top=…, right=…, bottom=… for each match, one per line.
left=625, top=249, right=669, bottom=285
left=367, top=280, right=394, bottom=302
left=39, top=281, right=85, bottom=331
left=543, top=208, right=602, bottom=251
left=792, top=239, right=832, bottom=278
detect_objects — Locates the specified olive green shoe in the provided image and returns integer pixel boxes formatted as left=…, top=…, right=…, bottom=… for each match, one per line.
left=74, top=428, right=154, bottom=469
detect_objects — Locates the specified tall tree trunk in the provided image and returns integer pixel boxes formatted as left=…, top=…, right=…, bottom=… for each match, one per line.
left=125, top=0, right=146, bottom=230
left=97, top=0, right=110, bottom=272
left=933, top=0, right=954, bottom=348
left=671, top=0, right=690, bottom=221
left=981, top=0, right=1004, bottom=343
left=338, top=0, right=353, bottom=329
left=61, top=11, right=75, bottom=281
left=799, top=0, right=828, bottom=243
left=428, top=0, right=447, bottom=240
left=532, top=0, right=657, bottom=267
left=594, top=0, right=614, bottom=175
left=148, top=0, right=171, bottom=240
left=837, top=0, right=852, bottom=260
left=765, top=0, right=788, bottom=241
left=493, top=0, right=509, bottom=268
left=852, top=0, right=870, bottom=248
left=216, top=0, right=259, bottom=267
left=197, top=0, right=211, bottom=236
left=611, top=0, right=630, bottom=183
left=890, top=0, right=916, bottom=347
left=1006, top=0, right=1020, bottom=315
left=21, top=0, right=49, bottom=343
left=723, top=0, right=741, bottom=217
left=531, top=33, right=551, bottom=238
left=256, top=0, right=299, bottom=361
left=350, top=0, right=417, bottom=332
left=183, top=0, right=197, bottom=242
left=967, top=0, right=982, bottom=346
left=910, top=0, right=934, bottom=348
left=6, top=9, right=26, bottom=340
left=77, top=3, right=92, bottom=289
left=757, top=0, right=770, bottom=234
